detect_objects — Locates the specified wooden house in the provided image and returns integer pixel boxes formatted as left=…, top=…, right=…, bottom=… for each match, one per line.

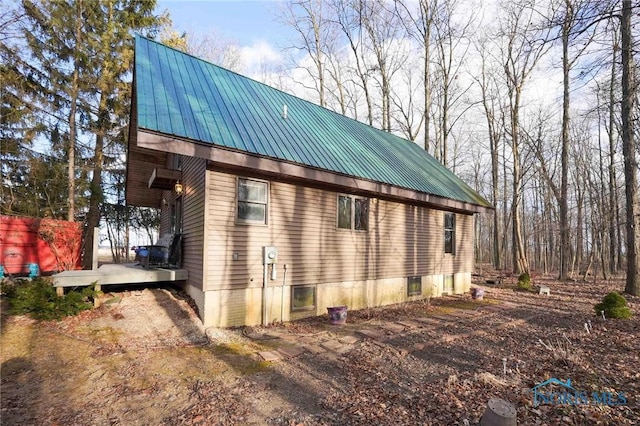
left=126, top=36, right=492, bottom=327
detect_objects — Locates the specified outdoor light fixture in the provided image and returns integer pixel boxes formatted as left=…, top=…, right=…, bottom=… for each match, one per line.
left=174, top=180, right=183, bottom=195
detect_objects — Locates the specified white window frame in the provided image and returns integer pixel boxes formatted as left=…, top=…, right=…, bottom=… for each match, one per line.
left=444, top=212, right=456, bottom=254
left=236, top=177, right=269, bottom=225
left=337, top=194, right=369, bottom=231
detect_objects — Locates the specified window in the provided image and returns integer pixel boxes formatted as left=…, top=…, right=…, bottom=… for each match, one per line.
left=337, top=195, right=369, bottom=231
left=291, top=285, right=316, bottom=311
left=355, top=198, right=369, bottom=231
left=444, top=274, right=454, bottom=295
left=338, top=196, right=352, bottom=229
left=444, top=212, right=455, bottom=254
left=171, top=153, right=183, bottom=171
left=237, top=178, right=268, bottom=224
left=407, top=276, right=422, bottom=296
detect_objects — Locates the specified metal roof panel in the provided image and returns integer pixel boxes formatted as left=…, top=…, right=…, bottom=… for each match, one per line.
left=134, top=35, right=491, bottom=209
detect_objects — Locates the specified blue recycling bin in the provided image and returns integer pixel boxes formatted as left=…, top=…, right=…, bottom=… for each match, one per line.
left=28, top=263, right=40, bottom=279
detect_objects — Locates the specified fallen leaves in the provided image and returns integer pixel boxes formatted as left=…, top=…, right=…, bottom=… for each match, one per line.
left=2, top=276, right=638, bottom=425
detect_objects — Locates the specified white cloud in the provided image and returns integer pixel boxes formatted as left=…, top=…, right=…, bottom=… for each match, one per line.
left=240, top=40, right=284, bottom=75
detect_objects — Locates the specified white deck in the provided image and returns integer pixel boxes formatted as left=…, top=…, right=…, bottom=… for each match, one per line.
left=53, top=263, right=188, bottom=289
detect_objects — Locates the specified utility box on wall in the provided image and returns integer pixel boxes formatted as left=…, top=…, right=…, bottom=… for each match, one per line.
left=262, top=246, right=278, bottom=265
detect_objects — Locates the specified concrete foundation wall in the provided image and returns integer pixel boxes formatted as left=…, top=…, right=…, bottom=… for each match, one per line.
left=200, top=272, right=471, bottom=328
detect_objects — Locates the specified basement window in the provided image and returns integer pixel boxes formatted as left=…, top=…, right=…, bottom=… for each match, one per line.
left=291, top=285, right=316, bottom=312
left=237, top=178, right=268, bottom=224
left=337, top=194, right=369, bottom=231
left=444, top=212, right=456, bottom=254
left=407, top=276, right=422, bottom=297
left=444, top=274, right=454, bottom=295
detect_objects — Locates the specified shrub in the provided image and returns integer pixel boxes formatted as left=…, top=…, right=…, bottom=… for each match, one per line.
left=2, top=278, right=96, bottom=321
left=516, top=272, right=533, bottom=291
left=0, top=279, right=17, bottom=298
left=594, top=292, right=632, bottom=319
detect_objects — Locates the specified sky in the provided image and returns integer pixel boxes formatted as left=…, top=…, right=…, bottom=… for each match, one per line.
left=156, top=1, right=297, bottom=80
left=157, top=1, right=291, bottom=49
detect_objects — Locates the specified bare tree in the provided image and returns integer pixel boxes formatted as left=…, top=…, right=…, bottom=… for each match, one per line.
left=324, top=46, right=349, bottom=114
left=188, top=31, right=244, bottom=72
left=475, top=34, right=506, bottom=269
left=360, top=0, right=408, bottom=132
left=620, top=0, right=639, bottom=295
left=280, top=0, right=337, bottom=107
left=395, top=0, right=436, bottom=151
left=499, top=0, right=551, bottom=274
left=431, top=0, right=476, bottom=166
left=390, top=58, right=425, bottom=141
left=541, top=0, right=602, bottom=280
left=160, top=25, right=243, bottom=72
left=328, top=0, right=374, bottom=125
left=606, top=28, right=622, bottom=274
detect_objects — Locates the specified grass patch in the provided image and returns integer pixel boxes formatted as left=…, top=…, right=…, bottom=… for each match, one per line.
left=237, top=360, right=272, bottom=375
left=81, top=326, right=123, bottom=344
left=202, top=345, right=273, bottom=375
left=212, top=343, right=271, bottom=375
left=212, top=342, right=254, bottom=356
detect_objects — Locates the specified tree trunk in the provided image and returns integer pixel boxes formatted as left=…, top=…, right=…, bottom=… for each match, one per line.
left=421, top=0, right=432, bottom=153
left=423, top=39, right=431, bottom=152
left=511, top=90, right=528, bottom=274
left=608, top=41, right=618, bottom=274
left=502, top=138, right=510, bottom=270
left=83, top=133, right=104, bottom=269
left=621, top=0, right=639, bottom=295
left=597, top=119, right=609, bottom=279
left=558, top=0, right=571, bottom=280
left=575, top=176, right=583, bottom=276
left=66, top=0, right=83, bottom=222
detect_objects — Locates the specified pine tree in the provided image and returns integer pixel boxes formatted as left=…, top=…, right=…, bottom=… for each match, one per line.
left=79, top=0, right=165, bottom=268
left=16, top=0, right=165, bottom=266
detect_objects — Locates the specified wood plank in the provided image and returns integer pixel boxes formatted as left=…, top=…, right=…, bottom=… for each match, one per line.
left=53, top=264, right=188, bottom=288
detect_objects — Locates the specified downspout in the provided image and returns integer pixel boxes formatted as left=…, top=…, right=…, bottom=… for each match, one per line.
left=262, top=262, right=268, bottom=326
left=281, top=264, right=288, bottom=323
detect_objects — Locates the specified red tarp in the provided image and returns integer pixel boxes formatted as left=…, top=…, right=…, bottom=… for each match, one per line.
left=0, top=216, right=83, bottom=275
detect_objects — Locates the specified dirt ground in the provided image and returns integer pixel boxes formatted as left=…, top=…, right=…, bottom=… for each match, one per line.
left=1, top=274, right=639, bottom=425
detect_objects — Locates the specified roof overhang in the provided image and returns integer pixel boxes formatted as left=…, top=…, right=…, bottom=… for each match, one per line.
left=126, top=126, right=168, bottom=208
left=148, top=167, right=182, bottom=190
left=126, top=75, right=167, bottom=209
left=135, top=129, right=492, bottom=215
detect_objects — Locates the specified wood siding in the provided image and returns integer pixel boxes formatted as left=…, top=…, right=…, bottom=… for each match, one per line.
left=159, top=155, right=207, bottom=303
left=205, top=170, right=474, bottom=291
left=181, top=156, right=207, bottom=293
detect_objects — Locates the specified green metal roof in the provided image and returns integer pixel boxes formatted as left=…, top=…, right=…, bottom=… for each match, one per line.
left=134, top=35, right=491, bottom=209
